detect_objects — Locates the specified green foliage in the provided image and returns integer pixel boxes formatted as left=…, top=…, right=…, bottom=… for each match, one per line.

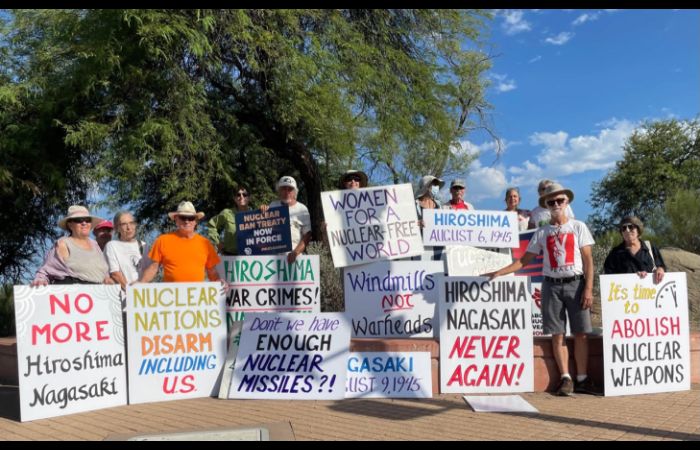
left=0, top=285, right=15, bottom=337
left=590, top=118, right=700, bottom=234
left=306, top=241, right=344, bottom=313
left=647, top=189, right=700, bottom=254
left=1, top=9, right=493, bottom=280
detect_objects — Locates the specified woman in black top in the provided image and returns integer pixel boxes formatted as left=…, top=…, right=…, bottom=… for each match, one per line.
left=603, top=216, right=666, bottom=283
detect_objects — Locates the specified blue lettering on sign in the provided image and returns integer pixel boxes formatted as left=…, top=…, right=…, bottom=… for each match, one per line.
left=328, top=188, right=398, bottom=210
left=433, top=212, right=510, bottom=228
left=347, top=356, right=414, bottom=373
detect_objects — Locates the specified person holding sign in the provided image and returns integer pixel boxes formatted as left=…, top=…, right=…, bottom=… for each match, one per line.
left=31, top=205, right=113, bottom=286
left=138, top=201, right=221, bottom=283
left=504, top=187, right=530, bottom=231
left=207, top=186, right=252, bottom=256
left=603, top=215, right=666, bottom=284
left=338, top=170, right=369, bottom=189
left=484, top=183, right=600, bottom=396
left=264, top=176, right=312, bottom=264
left=104, top=211, right=151, bottom=290
left=414, top=175, right=445, bottom=261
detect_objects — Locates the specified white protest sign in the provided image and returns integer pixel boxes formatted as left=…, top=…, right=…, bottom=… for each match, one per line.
left=423, top=210, right=519, bottom=248
left=321, top=184, right=424, bottom=267
left=601, top=272, right=690, bottom=397
left=345, top=352, right=433, bottom=398
left=439, top=276, right=534, bottom=394
left=228, top=313, right=350, bottom=399
left=126, top=282, right=227, bottom=404
left=344, top=261, right=442, bottom=338
left=445, top=245, right=513, bottom=277
left=13, top=285, right=127, bottom=421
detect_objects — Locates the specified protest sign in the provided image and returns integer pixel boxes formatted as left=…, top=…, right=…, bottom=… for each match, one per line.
left=321, top=184, right=423, bottom=267
left=439, top=276, right=534, bottom=394
left=345, top=352, right=432, bottom=398
left=423, top=210, right=519, bottom=248
left=13, top=285, right=127, bottom=421
left=445, top=245, right=513, bottom=277
left=228, top=313, right=350, bottom=399
left=601, top=273, right=690, bottom=397
left=236, top=206, right=292, bottom=256
left=344, top=261, right=442, bottom=338
left=126, top=282, right=227, bottom=404
left=513, top=230, right=544, bottom=282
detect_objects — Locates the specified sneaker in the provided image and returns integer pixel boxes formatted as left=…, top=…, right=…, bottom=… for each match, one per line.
left=574, top=377, right=602, bottom=396
left=555, top=377, right=574, bottom=396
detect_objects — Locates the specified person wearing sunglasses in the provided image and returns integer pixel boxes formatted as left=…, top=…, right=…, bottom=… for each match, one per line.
left=31, top=205, right=113, bottom=286
left=484, top=183, right=599, bottom=396
left=207, top=186, right=252, bottom=256
left=603, top=216, right=666, bottom=284
left=138, top=201, right=221, bottom=283
left=529, top=179, right=575, bottom=229
left=338, top=170, right=368, bottom=190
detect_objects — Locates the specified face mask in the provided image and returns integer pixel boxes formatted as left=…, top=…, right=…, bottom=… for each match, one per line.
left=431, top=185, right=440, bottom=197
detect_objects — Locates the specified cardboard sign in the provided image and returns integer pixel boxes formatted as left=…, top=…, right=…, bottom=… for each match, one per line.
left=423, top=210, right=519, bottom=248
left=445, top=245, right=513, bottom=277
left=13, top=285, right=127, bottom=421
left=438, top=276, right=534, bottom=394
left=126, top=282, right=227, bottom=404
left=345, top=352, right=433, bottom=398
left=236, top=206, right=292, bottom=255
left=321, top=184, right=423, bottom=267
left=600, top=273, right=690, bottom=397
left=344, top=261, right=442, bottom=338
left=228, top=313, right=350, bottom=399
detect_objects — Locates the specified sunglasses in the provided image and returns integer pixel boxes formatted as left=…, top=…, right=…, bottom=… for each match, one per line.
left=69, top=218, right=91, bottom=225
left=620, top=224, right=637, bottom=232
left=546, top=197, right=567, bottom=207
left=178, top=215, right=197, bottom=222
left=235, top=192, right=249, bottom=198
left=345, top=175, right=362, bottom=183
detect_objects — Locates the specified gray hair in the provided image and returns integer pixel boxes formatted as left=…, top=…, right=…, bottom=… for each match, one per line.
left=113, top=210, right=135, bottom=239
left=505, top=187, right=520, bottom=199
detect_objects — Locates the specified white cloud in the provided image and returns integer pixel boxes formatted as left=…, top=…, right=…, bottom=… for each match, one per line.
left=491, top=73, right=517, bottom=93
left=466, top=160, right=509, bottom=201
left=501, top=10, right=532, bottom=35
left=531, top=119, right=637, bottom=175
left=572, top=12, right=599, bottom=26
left=528, top=55, right=542, bottom=63
left=464, top=119, right=639, bottom=202
left=545, top=32, right=574, bottom=45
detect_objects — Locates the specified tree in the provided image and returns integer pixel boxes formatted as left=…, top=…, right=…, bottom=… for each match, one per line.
left=589, top=118, right=700, bottom=234
left=1, top=9, right=494, bottom=281
left=648, top=188, right=700, bottom=254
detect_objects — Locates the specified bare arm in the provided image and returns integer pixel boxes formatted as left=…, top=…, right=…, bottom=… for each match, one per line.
left=287, top=231, right=312, bottom=264
left=580, top=245, right=594, bottom=309
left=483, top=252, right=537, bottom=279
left=111, top=271, right=129, bottom=290
left=137, top=261, right=160, bottom=283
left=206, top=266, right=220, bottom=282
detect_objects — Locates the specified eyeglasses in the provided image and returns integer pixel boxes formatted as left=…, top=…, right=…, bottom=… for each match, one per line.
left=235, top=192, right=249, bottom=198
left=178, top=215, right=197, bottom=222
left=620, top=224, right=637, bottom=232
left=69, top=218, right=91, bottom=225
left=545, top=197, right=567, bottom=207
left=345, top=175, right=361, bottom=183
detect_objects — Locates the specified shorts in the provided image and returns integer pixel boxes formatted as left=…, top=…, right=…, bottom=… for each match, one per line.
left=541, top=278, right=592, bottom=335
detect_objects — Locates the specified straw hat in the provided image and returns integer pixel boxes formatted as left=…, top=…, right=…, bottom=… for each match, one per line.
left=58, top=205, right=104, bottom=230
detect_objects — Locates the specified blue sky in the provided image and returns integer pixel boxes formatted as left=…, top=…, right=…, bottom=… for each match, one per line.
left=455, top=9, right=699, bottom=222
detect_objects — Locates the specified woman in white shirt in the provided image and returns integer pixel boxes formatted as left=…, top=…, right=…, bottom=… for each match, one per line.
left=104, top=211, right=150, bottom=290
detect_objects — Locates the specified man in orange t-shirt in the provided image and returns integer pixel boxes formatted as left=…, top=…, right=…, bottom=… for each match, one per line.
left=138, top=201, right=221, bottom=283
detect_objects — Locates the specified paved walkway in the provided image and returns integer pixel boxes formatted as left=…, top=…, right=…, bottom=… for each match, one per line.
left=0, top=385, right=698, bottom=440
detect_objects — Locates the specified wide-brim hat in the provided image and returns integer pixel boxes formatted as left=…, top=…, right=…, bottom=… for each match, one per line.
left=58, top=205, right=104, bottom=230
left=416, top=175, right=445, bottom=198
left=338, top=170, right=369, bottom=189
left=168, top=201, right=205, bottom=220
left=618, top=216, right=644, bottom=235
left=538, top=182, right=575, bottom=208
